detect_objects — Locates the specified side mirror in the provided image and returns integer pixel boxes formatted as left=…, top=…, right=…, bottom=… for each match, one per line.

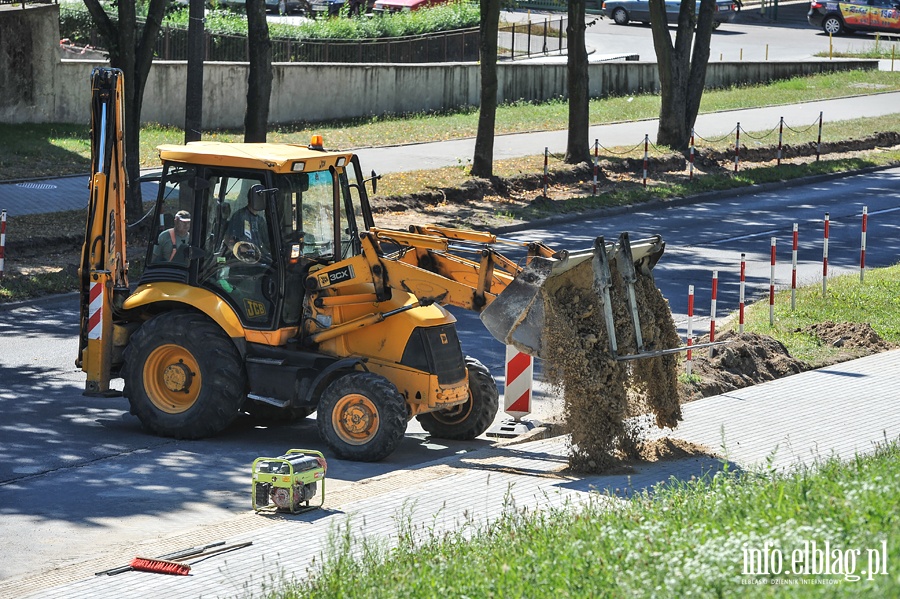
left=365, top=170, right=382, bottom=195
left=248, top=184, right=268, bottom=212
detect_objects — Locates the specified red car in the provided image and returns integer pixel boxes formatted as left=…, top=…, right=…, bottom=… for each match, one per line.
left=373, top=0, right=449, bottom=13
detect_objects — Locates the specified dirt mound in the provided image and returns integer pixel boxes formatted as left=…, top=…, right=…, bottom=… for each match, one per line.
left=804, top=321, right=895, bottom=355
left=626, top=437, right=717, bottom=463
left=681, top=331, right=809, bottom=399
left=540, top=257, right=682, bottom=473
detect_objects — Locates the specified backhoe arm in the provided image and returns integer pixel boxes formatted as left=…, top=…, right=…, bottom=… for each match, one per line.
left=77, top=68, right=129, bottom=394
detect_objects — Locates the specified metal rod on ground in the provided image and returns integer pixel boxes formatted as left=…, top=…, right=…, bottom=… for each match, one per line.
left=643, top=134, right=649, bottom=187
left=860, top=206, right=868, bottom=282
left=734, top=123, right=740, bottom=173
left=739, top=253, right=746, bottom=334
left=770, top=237, right=776, bottom=326
left=791, top=223, right=799, bottom=311
left=816, top=112, right=823, bottom=161
left=823, top=212, right=830, bottom=296
left=689, top=128, right=695, bottom=181
left=0, top=209, right=6, bottom=278
left=686, top=285, right=694, bottom=376
left=777, top=117, right=784, bottom=166
left=542, top=147, right=548, bottom=197
left=592, top=139, right=599, bottom=195
left=710, top=270, right=718, bottom=342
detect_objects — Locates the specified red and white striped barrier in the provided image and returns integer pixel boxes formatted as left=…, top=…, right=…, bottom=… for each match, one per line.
left=592, top=139, right=599, bottom=195
left=777, top=117, right=784, bottom=166
left=0, top=209, right=6, bottom=278
left=734, top=122, right=741, bottom=173
left=542, top=147, right=549, bottom=197
left=822, top=212, right=830, bottom=296
left=816, top=111, right=823, bottom=161
left=709, top=270, right=718, bottom=342
left=689, top=129, right=695, bottom=181
left=739, top=254, right=746, bottom=334
left=791, top=223, right=798, bottom=311
left=686, top=285, right=694, bottom=376
left=503, top=345, right=533, bottom=419
left=769, top=237, right=777, bottom=326
left=87, top=281, right=104, bottom=340
left=860, top=206, right=868, bottom=282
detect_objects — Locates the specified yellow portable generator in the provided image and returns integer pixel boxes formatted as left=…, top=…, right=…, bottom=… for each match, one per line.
left=252, top=449, right=326, bottom=514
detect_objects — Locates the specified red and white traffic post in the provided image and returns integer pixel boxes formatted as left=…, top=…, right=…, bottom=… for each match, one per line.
left=739, top=254, right=746, bottom=334
left=791, top=223, right=798, bottom=311
left=503, top=345, right=533, bottom=420
left=709, top=270, right=718, bottom=342
left=0, top=209, right=6, bottom=278
left=769, top=237, right=776, bottom=326
left=860, top=206, right=868, bottom=282
left=734, top=122, right=741, bottom=173
left=542, top=147, right=549, bottom=197
left=642, top=134, right=649, bottom=188
left=822, top=212, right=830, bottom=296
left=686, top=285, right=694, bottom=376
left=689, top=128, right=695, bottom=181
left=592, top=139, right=599, bottom=195
left=777, top=117, right=784, bottom=166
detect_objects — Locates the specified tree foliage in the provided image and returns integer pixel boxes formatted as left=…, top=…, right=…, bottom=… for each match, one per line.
left=648, top=0, right=715, bottom=152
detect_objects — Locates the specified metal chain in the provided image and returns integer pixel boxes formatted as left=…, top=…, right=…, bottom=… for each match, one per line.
left=694, top=125, right=738, bottom=144
left=596, top=140, right=646, bottom=155
left=783, top=115, right=822, bottom=134
left=740, top=123, right=780, bottom=141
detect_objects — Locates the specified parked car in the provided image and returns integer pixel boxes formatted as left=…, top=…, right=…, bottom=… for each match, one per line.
left=808, top=0, right=900, bottom=35
left=601, top=0, right=737, bottom=29
left=373, top=0, right=450, bottom=13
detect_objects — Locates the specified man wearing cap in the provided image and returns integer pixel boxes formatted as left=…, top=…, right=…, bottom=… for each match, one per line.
left=152, top=210, right=191, bottom=264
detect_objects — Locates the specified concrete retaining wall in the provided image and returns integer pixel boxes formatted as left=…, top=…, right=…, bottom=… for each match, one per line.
left=0, top=4, right=879, bottom=129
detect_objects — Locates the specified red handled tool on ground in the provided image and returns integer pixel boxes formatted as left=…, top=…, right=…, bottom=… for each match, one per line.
left=95, top=541, right=253, bottom=576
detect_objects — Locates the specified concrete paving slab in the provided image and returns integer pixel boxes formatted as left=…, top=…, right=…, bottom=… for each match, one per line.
left=14, top=348, right=900, bottom=599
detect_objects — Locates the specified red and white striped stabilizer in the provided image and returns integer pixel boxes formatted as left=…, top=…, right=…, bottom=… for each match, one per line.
left=503, top=345, right=533, bottom=418
left=87, top=281, right=104, bottom=340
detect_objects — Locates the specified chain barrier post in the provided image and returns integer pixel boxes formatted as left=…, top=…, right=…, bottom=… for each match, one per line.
left=592, top=139, right=599, bottom=195
left=791, top=223, right=799, bottom=311
left=739, top=254, right=746, bottom=334
left=769, top=237, right=776, bottom=326
left=643, top=134, right=649, bottom=188
left=0, top=209, right=6, bottom=278
left=860, top=206, right=868, bottom=282
left=816, top=111, right=823, bottom=161
left=710, top=270, right=718, bottom=343
left=777, top=116, right=784, bottom=166
left=543, top=146, right=548, bottom=197
left=686, top=285, right=694, bottom=376
left=822, top=212, right=830, bottom=296
left=689, top=128, right=695, bottom=181
left=734, top=122, right=740, bottom=173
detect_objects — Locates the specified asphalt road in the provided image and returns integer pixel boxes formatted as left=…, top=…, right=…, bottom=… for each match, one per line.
left=2, top=166, right=899, bottom=586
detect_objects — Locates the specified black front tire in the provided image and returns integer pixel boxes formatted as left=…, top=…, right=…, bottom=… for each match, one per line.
left=612, top=7, right=629, bottom=25
left=317, top=372, right=408, bottom=462
left=416, top=357, right=499, bottom=440
left=823, top=15, right=845, bottom=35
left=123, top=311, right=246, bottom=439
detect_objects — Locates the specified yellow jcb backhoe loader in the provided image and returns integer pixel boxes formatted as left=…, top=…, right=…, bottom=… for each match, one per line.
left=77, top=67, right=668, bottom=461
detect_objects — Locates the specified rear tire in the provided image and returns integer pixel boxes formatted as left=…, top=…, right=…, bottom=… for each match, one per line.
left=823, top=15, right=844, bottom=35
left=612, top=7, right=629, bottom=25
left=317, top=372, right=408, bottom=462
left=123, top=311, right=246, bottom=439
left=416, top=357, right=499, bottom=440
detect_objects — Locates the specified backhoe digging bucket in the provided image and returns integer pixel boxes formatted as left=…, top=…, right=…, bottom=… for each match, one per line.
left=480, top=233, right=666, bottom=359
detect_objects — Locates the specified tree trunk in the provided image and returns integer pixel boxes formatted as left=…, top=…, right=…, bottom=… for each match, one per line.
left=565, top=0, right=590, bottom=165
left=471, top=0, right=500, bottom=178
left=649, top=0, right=715, bottom=152
left=184, top=0, right=205, bottom=143
left=245, top=0, right=273, bottom=143
left=82, top=0, right=167, bottom=226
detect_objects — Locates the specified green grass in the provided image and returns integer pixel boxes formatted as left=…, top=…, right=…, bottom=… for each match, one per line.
left=0, top=269, right=78, bottom=303
left=276, top=442, right=900, bottom=598
left=730, top=263, right=900, bottom=364
left=3, top=69, right=900, bottom=181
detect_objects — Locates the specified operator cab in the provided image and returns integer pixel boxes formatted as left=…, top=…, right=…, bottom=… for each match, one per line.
left=141, top=139, right=374, bottom=332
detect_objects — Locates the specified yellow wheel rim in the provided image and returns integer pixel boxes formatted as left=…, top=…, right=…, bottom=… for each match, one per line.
left=143, top=344, right=202, bottom=414
left=332, top=393, right=379, bottom=446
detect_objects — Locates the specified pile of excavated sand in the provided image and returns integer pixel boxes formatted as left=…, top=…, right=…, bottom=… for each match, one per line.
left=681, top=331, right=808, bottom=399
left=541, top=258, right=682, bottom=472
left=804, top=321, right=895, bottom=353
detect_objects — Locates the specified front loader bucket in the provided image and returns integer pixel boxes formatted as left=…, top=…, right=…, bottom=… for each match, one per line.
left=480, top=234, right=665, bottom=359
